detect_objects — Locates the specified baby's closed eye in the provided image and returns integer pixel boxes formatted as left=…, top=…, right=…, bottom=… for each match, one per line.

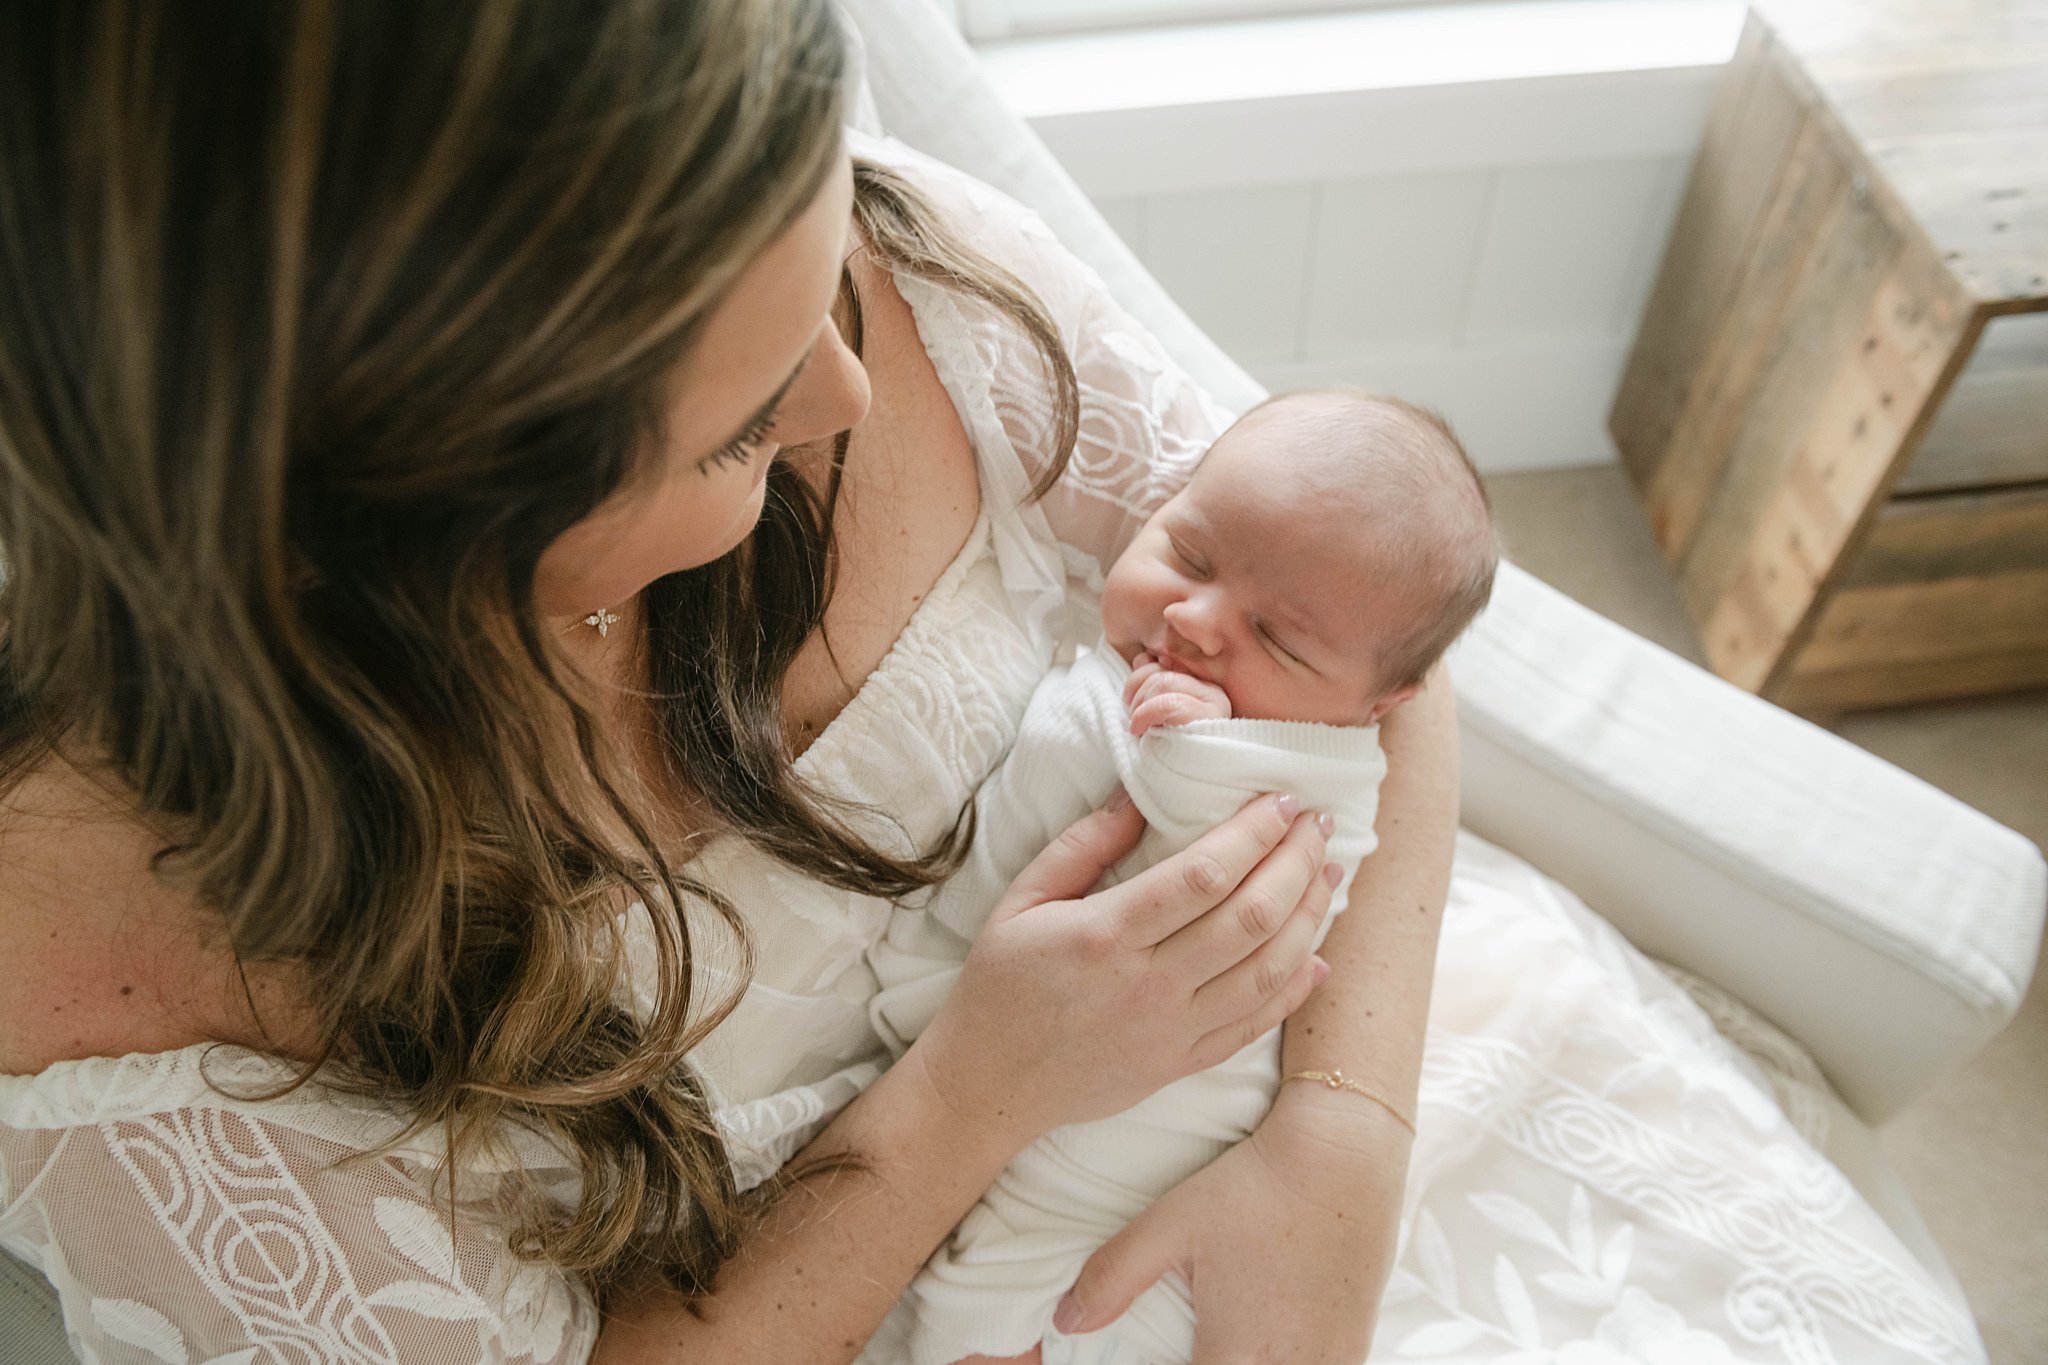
left=1253, top=619, right=1309, bottom=670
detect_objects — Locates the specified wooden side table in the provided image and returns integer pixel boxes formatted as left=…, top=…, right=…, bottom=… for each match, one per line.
left=1610, top=0, right=2048, bottom=713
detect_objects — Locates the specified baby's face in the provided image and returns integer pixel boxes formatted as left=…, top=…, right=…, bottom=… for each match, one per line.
left=1102, top=417, right=1420, bottom=727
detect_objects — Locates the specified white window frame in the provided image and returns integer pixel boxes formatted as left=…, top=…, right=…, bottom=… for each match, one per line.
left=958, top=0, right=1438, bottom=43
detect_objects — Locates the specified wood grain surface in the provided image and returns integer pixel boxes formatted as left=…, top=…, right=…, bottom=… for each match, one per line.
left=1610, top=0, right=2047, bottom=710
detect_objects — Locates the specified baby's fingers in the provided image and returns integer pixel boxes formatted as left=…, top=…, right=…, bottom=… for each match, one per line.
left=1122, top=654, right=1162, bottom=707
left=1128, top=668, right=1206, bottom=712
left=1130, top=691, right=1217, bottom=737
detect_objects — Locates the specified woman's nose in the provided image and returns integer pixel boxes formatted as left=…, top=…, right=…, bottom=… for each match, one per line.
left=772, top=317, right=872, bottom=448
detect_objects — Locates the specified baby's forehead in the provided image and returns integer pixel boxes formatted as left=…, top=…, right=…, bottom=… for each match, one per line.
left=1186, top=392, right=1468, bottom=580
left=1176, top=465, right=1372, bottom=567
left=1212, top=391, right=1427, bottom=469
left=1186, top=406, right=1384, bottom=531
left=1195, top=391, right=1478, bottom=539
left=1168, top=473, right=1412, bottom=641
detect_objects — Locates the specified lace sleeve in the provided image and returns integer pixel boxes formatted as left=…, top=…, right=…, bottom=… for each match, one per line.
left=858, top=134, right=1238, bottom=583
left=1, top=1064, right=598, bottom=1365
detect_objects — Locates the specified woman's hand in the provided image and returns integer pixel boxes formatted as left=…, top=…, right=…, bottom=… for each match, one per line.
left=1053, top=1080, right=1413, bottom=1363
left=910, top=789, right=1338, bottom=1149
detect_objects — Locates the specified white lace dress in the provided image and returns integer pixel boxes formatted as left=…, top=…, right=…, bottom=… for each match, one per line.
left=0, top=132, right=1983, bottom=1365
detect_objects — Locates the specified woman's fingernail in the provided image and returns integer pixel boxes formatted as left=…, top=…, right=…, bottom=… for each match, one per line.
left=1106, top=785, right=1131, bottom=813
left=1275, top=792, right=1300, bottom=821
left=1312, top=956, right=1332, bottom=985
left=1316, top=812, right=1335, bottom=838
left=1054, top=1293, right=1085, bottom=1333
left=1322, top=861, right=1343, bottom=888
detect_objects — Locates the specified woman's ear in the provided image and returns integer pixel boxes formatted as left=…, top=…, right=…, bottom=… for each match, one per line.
left=1362, top=681, right=1422, bottom=726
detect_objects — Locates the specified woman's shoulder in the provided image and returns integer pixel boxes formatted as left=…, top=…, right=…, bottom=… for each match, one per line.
left=0, top=753, right=302, bottom=1076
left=850, top=128, right=1101, bottom=324
left=0, top=1027, right=598, bottom=1365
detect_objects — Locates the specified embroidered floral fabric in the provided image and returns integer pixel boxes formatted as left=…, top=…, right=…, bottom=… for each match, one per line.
left=0, top=131, right=1980, bottom=1364
left=1373, top=834, right=1977, bottom=1365
left=0, top=1050, right=597, bottom=1365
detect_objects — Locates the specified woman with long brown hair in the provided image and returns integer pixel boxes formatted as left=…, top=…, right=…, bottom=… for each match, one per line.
left=0, top=2, right=1447, bottom=1360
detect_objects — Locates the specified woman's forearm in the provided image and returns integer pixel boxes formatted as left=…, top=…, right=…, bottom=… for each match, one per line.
left=594, top=1047, right=1023, bottom=1365
left=1280, top=664, right=1458, bottom=1109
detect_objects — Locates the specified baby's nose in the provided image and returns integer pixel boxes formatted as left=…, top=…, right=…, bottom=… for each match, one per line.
left=1163, top=599, right=1220, bottom=654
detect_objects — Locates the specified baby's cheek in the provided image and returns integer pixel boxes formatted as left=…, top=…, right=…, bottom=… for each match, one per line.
left=1220, top=670, right=1306, bottom=726
left=1098, top=566, right=1150, bottom=649
left=1230, top=670, right=1364, bottom=727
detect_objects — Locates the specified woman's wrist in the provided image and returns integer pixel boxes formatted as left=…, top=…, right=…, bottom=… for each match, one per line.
left=1280, top=1067, right=1417, bottom=1137
left=598, top=1039, right=1039, bottom=1364
left=896, top=1029, right=1044, bottom=1165
left=1271, top=1068, right=1414, bottom=1137
left=1259, top=1068, right=1417, bottom=1187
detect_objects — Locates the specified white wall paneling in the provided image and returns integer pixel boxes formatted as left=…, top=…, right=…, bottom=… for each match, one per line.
left=981, top=0, right=1744, bottom=470
left=1610, top=158, right=1691, bottom=337
left=1022, top=70, right=1723, bottom=201
left=1143, top=183, right=1320, bottom=365
left=1257, top=336, right=1638, bottom=473
left=1462, top=156, right=1686, bottom=342
left=1306, top=169, right=1494, bottom=354
left=1090, top=195, right=1147, bottom=257
left=1056, top=150, right=1703, bottom=469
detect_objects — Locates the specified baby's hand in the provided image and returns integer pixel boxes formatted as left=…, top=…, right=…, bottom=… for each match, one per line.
left=1124, top=651, right=1233, bottom=736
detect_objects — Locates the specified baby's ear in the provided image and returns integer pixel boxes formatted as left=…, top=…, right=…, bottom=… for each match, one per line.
left=1362, top=681, right=1422, bottom=725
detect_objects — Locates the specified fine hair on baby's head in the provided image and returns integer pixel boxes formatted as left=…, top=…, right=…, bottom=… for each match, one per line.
left=1199, top=386, right=1498, bottom=692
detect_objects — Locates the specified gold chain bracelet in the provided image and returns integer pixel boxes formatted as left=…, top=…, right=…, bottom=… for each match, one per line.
left=1282, top=1069, right=1417, bottom=1136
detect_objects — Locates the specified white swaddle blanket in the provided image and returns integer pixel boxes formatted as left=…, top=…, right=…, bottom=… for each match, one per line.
left=866, top=642, right=1386, bottom=1364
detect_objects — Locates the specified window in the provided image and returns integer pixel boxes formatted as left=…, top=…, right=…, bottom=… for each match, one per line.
left=959, top=0, right=1433, bottom=43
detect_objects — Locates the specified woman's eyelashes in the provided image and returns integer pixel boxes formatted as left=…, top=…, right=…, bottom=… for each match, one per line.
left=698, top=409, right=779, bottom=475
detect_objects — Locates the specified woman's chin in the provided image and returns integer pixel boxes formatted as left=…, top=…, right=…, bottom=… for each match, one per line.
left=538, top=479, right=772, bottom=620
left=709, top=481, right=774, bottom=560
left=657, top=480, right=774, bottom=577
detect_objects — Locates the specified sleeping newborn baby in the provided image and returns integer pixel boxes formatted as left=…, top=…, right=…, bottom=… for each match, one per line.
left=866, top=386, right=1499, bottom=1365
